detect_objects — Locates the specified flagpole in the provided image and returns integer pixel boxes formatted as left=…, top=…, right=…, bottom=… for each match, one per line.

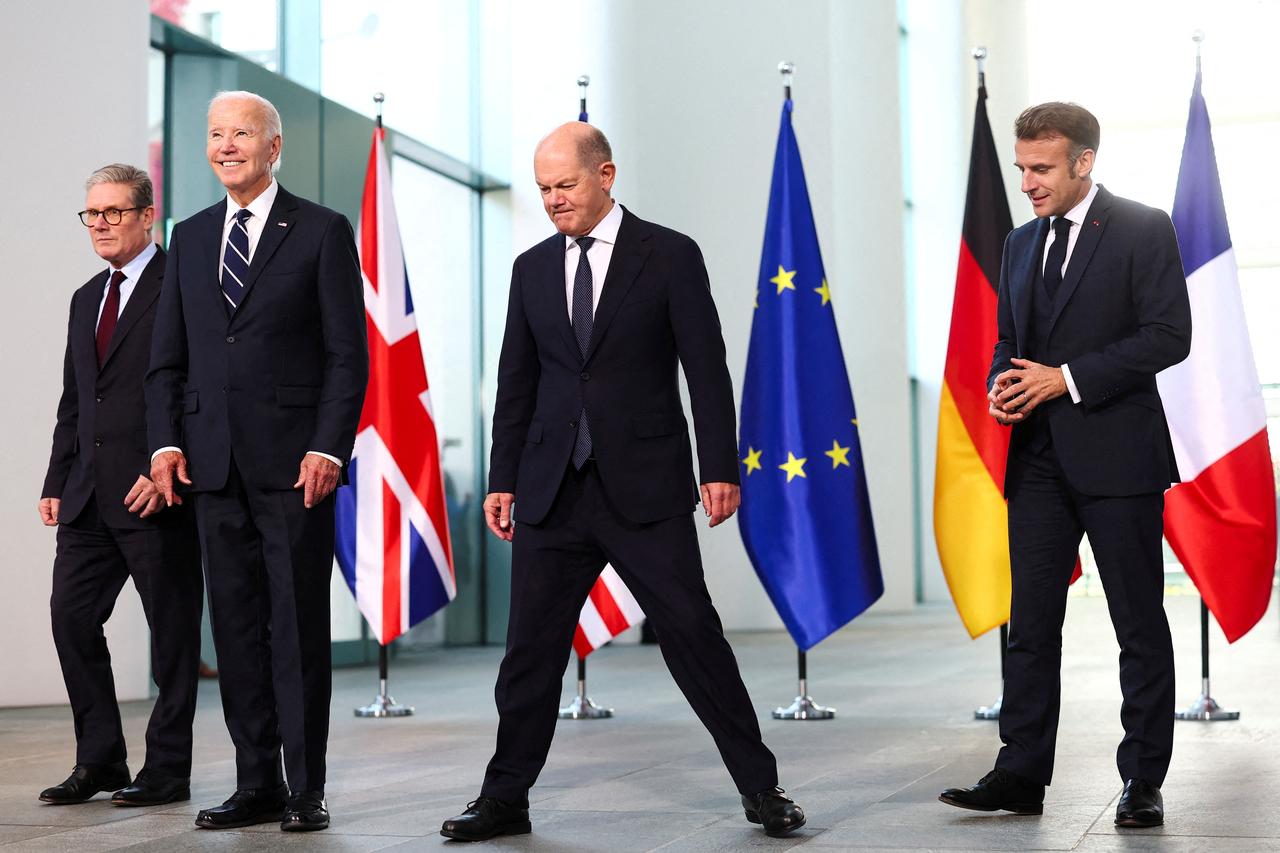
left=577, top=75, right=590, bottom=122
left=353, top=90, right=415, bottom=720
left=559, top=654, right=614, bottom=719
left=974, top=623, right=1006, bottom=720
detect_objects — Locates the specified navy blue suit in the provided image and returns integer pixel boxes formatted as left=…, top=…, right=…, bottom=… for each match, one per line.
left=988, top=185, right=1191, bottom=787
left=481, top=208, right=777, bottom=804
left=146, top=185, right=367, bottom=793
left=43, top=247, right=202, bottom=778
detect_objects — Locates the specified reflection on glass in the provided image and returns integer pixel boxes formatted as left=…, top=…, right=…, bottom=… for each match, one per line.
left=151, top=0, right=281, bottom=71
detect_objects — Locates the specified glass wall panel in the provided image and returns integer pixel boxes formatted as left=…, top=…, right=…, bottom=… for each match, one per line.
left=154, top=0, right=282, bottom=71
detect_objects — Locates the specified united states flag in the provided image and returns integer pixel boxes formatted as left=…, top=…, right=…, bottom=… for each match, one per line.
left=336, top=125, right=456, bottom=645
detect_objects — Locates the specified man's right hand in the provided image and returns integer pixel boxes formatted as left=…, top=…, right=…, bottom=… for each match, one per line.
left=150, top=450, right=192, bottom=507
left=38, top=497, right=60, bottom=527
left=484, top=492, right=515, bottom=542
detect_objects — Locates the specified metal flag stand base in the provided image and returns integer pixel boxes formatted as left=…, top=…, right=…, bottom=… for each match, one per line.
left=773, top=649, right=835, bottom=720
left=974, top=623, right=1008, bottom=720
left=559, top=655, right=613, bottom=719
left=355, top=644, right=414, bottom=718
left=1175, top=601, right=1239, bottom=722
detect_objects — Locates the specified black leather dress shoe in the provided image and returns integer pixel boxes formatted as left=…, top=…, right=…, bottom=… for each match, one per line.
left=112, top=770, right=191, bottom=806
left=939, top=768, right=1045, bottom=815
left=281, top=790, right=329, bottom=832
left=39, top=763, right=131, bottom=804
left=440, top=797, right=531, bottom=841
left=1115, top=778, right=1163, bottom=827
left=742, top=787, right=806, bottom=837
left=194, top=785, right=289, bottom=829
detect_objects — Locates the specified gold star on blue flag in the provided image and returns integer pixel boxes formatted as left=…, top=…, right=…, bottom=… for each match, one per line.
left=737, top=97, right=883, bottom=651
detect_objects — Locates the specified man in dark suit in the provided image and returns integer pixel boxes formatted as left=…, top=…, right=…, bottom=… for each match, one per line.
left=146, top=91, right=367, bottom=833
left=39, top=164, right=202, bottom=807
left=440, top=122, right=804, bottom=842
left=939, top=103, right=1191, bottom=828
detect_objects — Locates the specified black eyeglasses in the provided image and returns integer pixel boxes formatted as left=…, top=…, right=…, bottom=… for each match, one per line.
left=78, top=207, right=145, bottom=226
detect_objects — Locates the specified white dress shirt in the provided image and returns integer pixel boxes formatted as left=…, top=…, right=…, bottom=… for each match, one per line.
left=96, top=242, right=158, bottom=326
left=1043, top=181, right=1099, bottom=405
left=564, top=200, right=624, bottom=322
left=218, top=179, right=279, bottom=282
left=153, top=179, right=340, bottom=468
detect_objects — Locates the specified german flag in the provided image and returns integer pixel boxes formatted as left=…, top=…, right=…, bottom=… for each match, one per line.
left=933, top=82, right=1014, bottom=638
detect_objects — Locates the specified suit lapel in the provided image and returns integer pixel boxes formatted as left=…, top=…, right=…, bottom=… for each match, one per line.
left=100, top=247, right=164, bottom=369
left=237, top=184, right=300, bottom=309
left=547, top=234, right=580, bottom=360
left=584, top=210, right=651, bottom=364
left=1011, top=218, right=1048, bottom=355
left=1047, top=185, right=1111, bottom=334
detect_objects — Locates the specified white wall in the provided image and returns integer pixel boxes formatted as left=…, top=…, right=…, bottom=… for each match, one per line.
left=0, top=0, right=153, bottom=707
left=483, top=0, right=915, bottom=631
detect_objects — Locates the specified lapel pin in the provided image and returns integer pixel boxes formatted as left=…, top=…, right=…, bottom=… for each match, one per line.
left=277, top=221, right=288, bottom=227
left=1091, top=219, right=1100, bottom=226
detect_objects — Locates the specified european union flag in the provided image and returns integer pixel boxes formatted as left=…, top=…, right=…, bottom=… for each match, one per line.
left=738, top=98, right=883, bottom=651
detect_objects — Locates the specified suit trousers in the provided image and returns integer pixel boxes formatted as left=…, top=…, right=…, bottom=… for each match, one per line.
left=51, top=495, right=202, bottom=777
left=481, top=461, right=779, bottom=804
left=996, top=434, right=1175, bottom=786
left=194, top=457, right=334, bottom=793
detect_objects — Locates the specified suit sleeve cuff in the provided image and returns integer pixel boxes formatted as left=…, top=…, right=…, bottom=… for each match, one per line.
left=1061, top=363, right=1082, bottom=404
left=307, top=451, right=344, bottom=467
left=151, top=446, right=182, bottom=461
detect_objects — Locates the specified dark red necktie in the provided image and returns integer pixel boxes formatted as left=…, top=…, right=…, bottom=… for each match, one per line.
left=96, top=270, right=126, bottom=367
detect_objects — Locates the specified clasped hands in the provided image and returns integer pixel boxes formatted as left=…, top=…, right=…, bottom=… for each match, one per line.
left=483, top=482, right=740, bottom=542
left=988, top=357, right=1068, bottom=425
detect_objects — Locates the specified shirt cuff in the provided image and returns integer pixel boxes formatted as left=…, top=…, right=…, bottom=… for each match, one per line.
left=307, top=451, right=344, bottom=467
left=151, top=446, right=182, bottom=461
left=1061, top=363, right=1082, bottom=404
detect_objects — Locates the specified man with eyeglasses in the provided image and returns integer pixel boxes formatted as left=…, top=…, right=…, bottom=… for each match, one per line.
left=38, top=164, right=202, bottom=808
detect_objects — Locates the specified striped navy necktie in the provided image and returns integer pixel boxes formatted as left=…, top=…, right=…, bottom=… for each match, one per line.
left=222, top=208, right=252, bottom=309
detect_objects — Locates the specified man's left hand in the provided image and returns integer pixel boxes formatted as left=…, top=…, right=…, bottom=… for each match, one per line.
left=294, top=453, right=341, bottom=509
left=993, top=358, right=1067, bottom=416
left=124, top=475, right=166, bottom=518
left=701, top=482, right=740, bottom=528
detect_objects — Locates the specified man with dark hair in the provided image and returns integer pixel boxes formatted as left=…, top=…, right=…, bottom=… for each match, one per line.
left=939, top=102, right=1191, bottom=828
left=440, top=121, right=805, bottom=842
left=39, top=164, right=202, bottom=807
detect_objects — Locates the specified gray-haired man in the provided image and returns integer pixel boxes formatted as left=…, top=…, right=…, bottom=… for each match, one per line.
left=39, top=164, right=203, bottom=807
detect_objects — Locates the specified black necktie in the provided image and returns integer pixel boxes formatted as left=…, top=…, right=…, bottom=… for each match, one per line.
left=571, top=236, right=596, bottom=469
left=1042, top=217, right=1073, bottom=301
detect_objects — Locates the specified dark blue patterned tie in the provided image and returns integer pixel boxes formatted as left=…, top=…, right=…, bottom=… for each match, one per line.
left=222, top=208, right=252, bottom=309
left=1043, top=216, right=1073, bottom=301
left=571, top=236, right=596, bottom=469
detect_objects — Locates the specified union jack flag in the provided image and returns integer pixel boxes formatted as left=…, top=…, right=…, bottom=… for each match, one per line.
left=336, top=126, right=456, bottom=645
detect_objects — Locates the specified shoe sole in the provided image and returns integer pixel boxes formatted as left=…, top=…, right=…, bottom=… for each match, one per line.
left=439, top=820, right=532, bottom=841
left=1115, top=817, right=1163, bottom=828
left=938, top=794, right=1043, bottom=815
left=744, top=809, right=808, bottom=837
left=195, top=810, right=286, bottom=830
left=39, top=796, right=96, bottom=805
left=112, top=791, right=191, bottom=807
left=281, top=820, right=329, bottom=832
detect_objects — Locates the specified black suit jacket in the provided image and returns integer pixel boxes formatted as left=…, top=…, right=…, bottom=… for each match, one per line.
left=44, top=248, right=167, bottom=529
left=988, top=185, right=1192, bottom=497
left=489, top=207, right=739, bottom=525
left=146, top=185, right=368, bottom=492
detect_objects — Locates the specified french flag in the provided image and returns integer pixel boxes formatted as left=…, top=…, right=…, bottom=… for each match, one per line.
left=1157, top=68, right=1276, bottom=643
left=335, top=126, right=456, bottom=645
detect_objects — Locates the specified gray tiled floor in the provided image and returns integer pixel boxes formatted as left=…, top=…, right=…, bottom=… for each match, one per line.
left=1, top=592, right=1276, bottom=851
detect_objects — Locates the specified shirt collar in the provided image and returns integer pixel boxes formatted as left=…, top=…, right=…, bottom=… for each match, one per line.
left=566, top=200, right=623, bottom=251
left=1054, top=181, right=1098, bottom=229
left=110, top=241, right=158, bottom=282
left=225, top=178, right=279, bottom=226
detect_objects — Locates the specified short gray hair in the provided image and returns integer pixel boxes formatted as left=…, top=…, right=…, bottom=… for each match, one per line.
left=208, top=90, right=283, bottom=172
left=85, top=163, right=153, bottom=208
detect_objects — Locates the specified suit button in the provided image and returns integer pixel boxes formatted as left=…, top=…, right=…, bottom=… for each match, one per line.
left=226, top=335, right=236, bottom=343
left=94, top=439, right=103, bottom=447
left=95, top=395, right=103, bottom=403
left=569, top=421, right=577, bottom=429
left=580, top=371, right=590, bottom=381
left=222, top=386, right=228, bottom=393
